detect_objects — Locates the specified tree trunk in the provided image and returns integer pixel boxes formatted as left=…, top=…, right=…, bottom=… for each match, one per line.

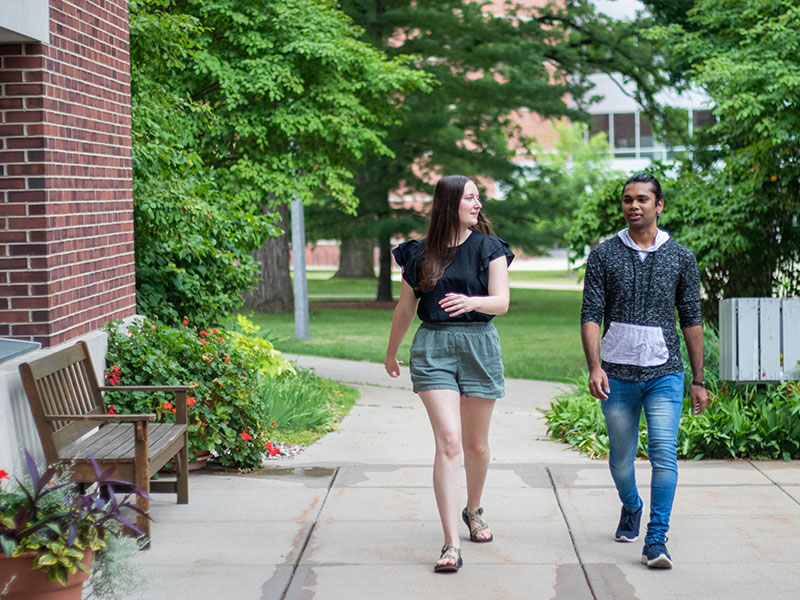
left=243, top=203, right=293, bottom=313
left=335, top=237, right=376, bottom=279
left=376, top=233, right=394, bottom=302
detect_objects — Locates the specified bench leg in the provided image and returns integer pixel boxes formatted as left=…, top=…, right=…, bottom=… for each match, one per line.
left=176, top=430, right=189, bottom=504
left=134, top=421, right=151, bottom=548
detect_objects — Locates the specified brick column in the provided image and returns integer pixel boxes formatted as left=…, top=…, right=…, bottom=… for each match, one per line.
left=0, top=0, right=136, bottom=347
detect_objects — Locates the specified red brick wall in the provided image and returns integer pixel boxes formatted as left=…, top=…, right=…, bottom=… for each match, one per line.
left=0, top=0, right=136, bottom=346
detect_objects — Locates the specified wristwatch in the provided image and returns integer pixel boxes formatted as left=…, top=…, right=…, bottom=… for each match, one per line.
left=691, top=380, right=707, bottom=388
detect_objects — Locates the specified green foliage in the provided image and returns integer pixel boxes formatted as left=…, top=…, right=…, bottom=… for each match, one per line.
left=87, top=535, right=148, bottom=600
left=257, top=369, right=350, bottom=433
left=492, top=123, right=621, bottom=255
left=170, top=0, right=431, bottom=211
left=543, top=378, right=614, bottom=459
left=627, top=1, right=800, bottom=321
left=544, top=378, right=800, bottom=461
left=227, top=315, right=297, bottom=379
left=129, top=0, right=427, bottom=320
left=129, top=0, right=277, bottom=325
left=678, top=381, right=800, bottom=460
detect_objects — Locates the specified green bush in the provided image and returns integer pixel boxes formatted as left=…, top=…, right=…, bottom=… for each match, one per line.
left=103, top=317, right=292, bottom=470
left=678, top=381, right=800, bottom=460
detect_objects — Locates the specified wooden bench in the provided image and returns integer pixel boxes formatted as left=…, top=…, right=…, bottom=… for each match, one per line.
left=18, top=340, right=190, bottom=544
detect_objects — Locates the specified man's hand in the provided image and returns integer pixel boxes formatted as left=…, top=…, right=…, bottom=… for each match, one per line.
left=691, top=383, right=711, bottom=415
left=588, top=366, right=610, bottom=400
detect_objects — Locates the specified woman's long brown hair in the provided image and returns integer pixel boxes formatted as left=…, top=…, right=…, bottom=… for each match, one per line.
left=417, top=175, right=494, bottom=292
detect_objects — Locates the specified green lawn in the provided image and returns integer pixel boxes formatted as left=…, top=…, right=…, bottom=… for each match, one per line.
left=250, top=280, right=586, bottom=382
left=304, top=274, right=401, bottom=298
left=506, top=269, right=582, bottom=284
left=300, top=269, right=580, bottom=299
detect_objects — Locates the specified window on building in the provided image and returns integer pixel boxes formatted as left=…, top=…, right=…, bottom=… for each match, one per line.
left=586, top=107, right=706, bottom=158
left=640, top=114, right=654, bottom=147
left=614, top=113, right=635, bottom=157
left=693, top=109, right=714, bottom=130
left=590, top=114, right=609, bottom=138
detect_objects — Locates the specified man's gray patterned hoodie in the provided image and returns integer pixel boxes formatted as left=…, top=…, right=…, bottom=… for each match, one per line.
left=580, top=229, right=702, bottom=382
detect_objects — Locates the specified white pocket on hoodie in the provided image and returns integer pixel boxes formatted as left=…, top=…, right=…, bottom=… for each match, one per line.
left=601, top=321, right=669, bottom=367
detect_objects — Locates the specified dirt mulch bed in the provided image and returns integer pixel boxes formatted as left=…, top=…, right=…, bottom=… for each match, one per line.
left=310, top=300, right=397, bottom=311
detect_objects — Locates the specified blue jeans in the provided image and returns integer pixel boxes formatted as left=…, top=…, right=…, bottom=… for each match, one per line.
left=602, top=373, right=684, bottom=544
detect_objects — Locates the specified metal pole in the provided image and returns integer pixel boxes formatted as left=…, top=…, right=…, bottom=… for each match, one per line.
left=291, top=195, right=310, bottom=340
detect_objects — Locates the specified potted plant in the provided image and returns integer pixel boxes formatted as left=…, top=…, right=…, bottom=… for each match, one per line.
left=0, top=451, right=148, bottom=599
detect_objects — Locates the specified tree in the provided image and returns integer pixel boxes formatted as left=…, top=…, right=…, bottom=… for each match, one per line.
left=179, top=0, right=431, bottom=311
left=568, top=0, right=800, bottom=323
left=659, top=0, right=800, bottom=319
left=320, top=0, right=675, bottom=301
left=129, top=0, right=278, bottom=324
left=132, top=0, right=430, bottom=314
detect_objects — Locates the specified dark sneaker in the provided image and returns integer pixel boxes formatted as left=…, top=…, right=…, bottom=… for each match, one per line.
left=641, top=540, right=673, bottom=569
left=614, top=504, right=642, bottom=542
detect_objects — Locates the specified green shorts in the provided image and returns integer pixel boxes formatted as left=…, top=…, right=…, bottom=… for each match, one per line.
left=409, top=321, right=505, bottom=398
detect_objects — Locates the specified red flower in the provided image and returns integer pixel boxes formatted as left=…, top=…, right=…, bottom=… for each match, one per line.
left=0, top=469, right=9, bottom=480
left=223, top=356, right=231, bottom=362
left=107, top=404, right=118, bottom=415
left=199, top=330, right=209, bottom=336
left=162, top=401, right=174, bottom=410
left=199, top=339, right=208, bottom=346
left=187, top=396, right=197, bottom=406
left=264, top=441, right=281, bottom=456
left=271, top=421, right=277, bottom=427
left=240, top=432, right=253, bottom=441
left=211, top=328, right=218, bottom=334
left=183, top=318, right=189, bottom=325
left=217, top=336, right=223, bottom=342
left=105, top=369, right=121, bottom=385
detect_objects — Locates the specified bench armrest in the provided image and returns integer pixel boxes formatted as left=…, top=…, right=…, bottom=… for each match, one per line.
left=45, top=414, right=156, bottom=423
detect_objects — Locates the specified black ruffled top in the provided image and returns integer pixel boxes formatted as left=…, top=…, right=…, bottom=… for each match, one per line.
left=392, top=231, right=514, bottom=323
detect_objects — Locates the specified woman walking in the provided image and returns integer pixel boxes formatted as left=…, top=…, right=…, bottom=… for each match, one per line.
left=384, top=174, right=513, bottom=572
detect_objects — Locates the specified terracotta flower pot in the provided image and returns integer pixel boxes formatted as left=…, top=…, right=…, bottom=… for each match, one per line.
left=0, top=549, right=93, bottom=600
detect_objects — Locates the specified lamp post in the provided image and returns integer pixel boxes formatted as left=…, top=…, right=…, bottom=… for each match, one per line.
left=291, top=195, right=309, bottom=340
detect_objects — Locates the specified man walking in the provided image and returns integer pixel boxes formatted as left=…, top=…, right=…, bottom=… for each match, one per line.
left=580, top=172, right=710, bottom=569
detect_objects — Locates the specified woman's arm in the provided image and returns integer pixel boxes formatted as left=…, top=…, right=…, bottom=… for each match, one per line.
left=438, top=255, right=510, bottom=317
left=385, top=278, right=420, bottom=377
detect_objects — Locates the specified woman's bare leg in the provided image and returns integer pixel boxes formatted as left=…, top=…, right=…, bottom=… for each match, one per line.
left=461, top=395, right=496, bottom=541
left=419, top=389, right=463, bottom=565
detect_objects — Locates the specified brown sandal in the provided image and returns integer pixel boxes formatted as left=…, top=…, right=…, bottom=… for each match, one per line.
left=433, top=545, right=462, bottom=573
left=462, top=507, right=494, bottom=543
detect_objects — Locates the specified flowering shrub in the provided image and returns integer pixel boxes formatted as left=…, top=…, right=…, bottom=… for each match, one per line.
left=103, top=318, right=284, bottom=470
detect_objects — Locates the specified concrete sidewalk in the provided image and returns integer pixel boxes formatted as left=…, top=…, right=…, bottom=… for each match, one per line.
left=125, top=356, right=800, bottom=600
